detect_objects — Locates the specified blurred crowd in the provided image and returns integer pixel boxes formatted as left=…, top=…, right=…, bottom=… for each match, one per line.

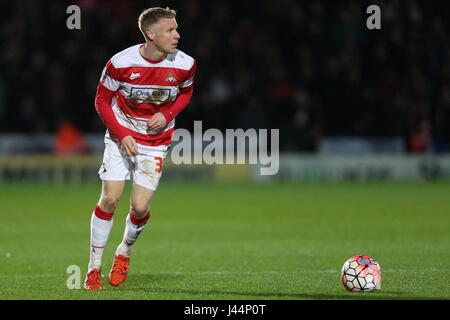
left=0, top=0, right=449, bottom=152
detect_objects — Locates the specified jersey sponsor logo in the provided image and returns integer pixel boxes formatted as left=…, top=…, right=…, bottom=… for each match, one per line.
left=129, top=86, right=172, bottom=104
left=129, top=72, right=141, bottom=80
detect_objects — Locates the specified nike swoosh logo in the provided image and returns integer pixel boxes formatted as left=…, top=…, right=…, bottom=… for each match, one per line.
left=130, top=72, right=140, bottom=80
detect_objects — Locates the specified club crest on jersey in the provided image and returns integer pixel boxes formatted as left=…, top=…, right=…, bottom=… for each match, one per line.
left=165, top=72, right=177, bottom=83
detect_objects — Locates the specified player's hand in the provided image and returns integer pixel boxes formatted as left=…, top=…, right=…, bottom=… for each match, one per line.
left=147, top=112, right=167, bottom=135
left=120, top=135, right=138, bottom=156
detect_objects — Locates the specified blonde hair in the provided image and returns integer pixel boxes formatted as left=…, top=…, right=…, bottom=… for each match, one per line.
left=138, top=7, right=177, bottom=40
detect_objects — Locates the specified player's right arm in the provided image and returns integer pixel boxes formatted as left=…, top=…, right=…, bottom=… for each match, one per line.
left=95, top=60, right=138, bottom=156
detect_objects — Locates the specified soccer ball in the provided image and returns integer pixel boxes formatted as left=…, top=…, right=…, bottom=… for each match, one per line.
left=341, top=255, right=382, bottom=292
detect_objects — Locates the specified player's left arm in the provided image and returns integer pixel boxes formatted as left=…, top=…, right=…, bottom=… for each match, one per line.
left=148, top=61, right=197, bottom=133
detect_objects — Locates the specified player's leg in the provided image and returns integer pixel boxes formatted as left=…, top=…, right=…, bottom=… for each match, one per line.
left=89, top=180, right=125, bottom=270
left=84, top=181, right=125, bottom=290
left=118, top=184, right=154, bottom=256
left=109, top=150, right=165, bottom=286
left=85, top=138, right=130, bottom=290
left=109, top=184, right=154, bottom=286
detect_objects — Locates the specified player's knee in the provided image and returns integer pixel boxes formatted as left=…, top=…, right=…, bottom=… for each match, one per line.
left=99, top=194, right=121, bottom=212
left=130, top=204, right=149, bottom=218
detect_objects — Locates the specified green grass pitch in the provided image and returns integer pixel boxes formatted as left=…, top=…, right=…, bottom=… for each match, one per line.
left=0, top=181, right=449, bottom=299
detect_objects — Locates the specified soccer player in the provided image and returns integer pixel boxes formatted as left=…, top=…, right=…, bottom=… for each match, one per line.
left=84, top=7, right=196, bottom=290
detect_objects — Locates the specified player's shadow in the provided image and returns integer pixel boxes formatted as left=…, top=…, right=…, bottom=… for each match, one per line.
left=113, top=274, right=444, bottom=300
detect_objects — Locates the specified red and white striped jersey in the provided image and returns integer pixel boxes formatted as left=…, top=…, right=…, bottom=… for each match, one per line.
left=95, top=44, right=196, bottom=147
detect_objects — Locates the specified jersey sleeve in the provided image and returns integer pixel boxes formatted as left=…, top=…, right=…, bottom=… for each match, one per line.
left=95, top=59, right=129, bottom=142
left=99, top=60, right=122, bottom=91
left=160, top=60, right=197, bottom=123
left=179, top=60, right=196, bottom=90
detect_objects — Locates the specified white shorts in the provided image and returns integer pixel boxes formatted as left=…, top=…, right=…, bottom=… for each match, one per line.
left=98, top=137, right=168, bottom=191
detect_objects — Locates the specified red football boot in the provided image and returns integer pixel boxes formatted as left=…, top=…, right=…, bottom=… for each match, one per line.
left=109, top=254, right=130, bottom=286
left=84, top=268, right=102, bottom=291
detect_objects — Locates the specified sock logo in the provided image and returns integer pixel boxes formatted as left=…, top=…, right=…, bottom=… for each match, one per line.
left=91, top=245, right=104, bottom=253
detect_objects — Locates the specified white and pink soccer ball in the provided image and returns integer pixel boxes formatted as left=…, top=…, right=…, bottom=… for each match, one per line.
left=341, top=255, right=382, bottom=292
